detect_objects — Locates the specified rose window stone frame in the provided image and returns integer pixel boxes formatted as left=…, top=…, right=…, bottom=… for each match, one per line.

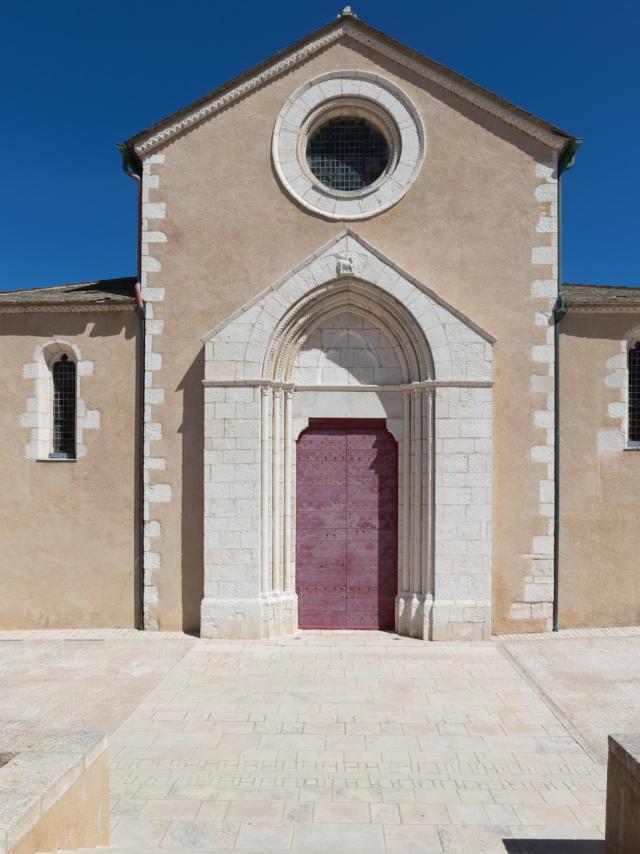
left=272, top=71, right=426, bottom=220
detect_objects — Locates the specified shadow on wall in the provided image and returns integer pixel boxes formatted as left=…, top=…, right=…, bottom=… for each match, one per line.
left=502, top=840, right=604, bottom=853
left=0, top=312, right=137, bottom=340
left=177, top=348, right=204, bottom=635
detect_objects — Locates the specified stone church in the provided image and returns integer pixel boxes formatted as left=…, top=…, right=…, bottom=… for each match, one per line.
left=2, top=11, right=639, bottom=639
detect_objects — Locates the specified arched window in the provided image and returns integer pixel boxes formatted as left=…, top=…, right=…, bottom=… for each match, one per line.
left=629, top=341, right=640, bottom=445
left=51, top=354, right=76, bottom=458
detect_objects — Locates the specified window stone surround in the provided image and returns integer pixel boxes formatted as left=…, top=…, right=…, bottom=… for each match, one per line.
left=599, top=325, right=640, bottom=452
left=22, top=339, right=97, bottom=461
left=272, top=71, right=426, bottom=220
left=201, top=232, right=494, bottom=641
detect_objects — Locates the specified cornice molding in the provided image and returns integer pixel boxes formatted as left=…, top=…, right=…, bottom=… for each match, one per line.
left=202, top=379, right=494, bottom=389
left=566, top=306, right=640, bottom=314
left=134, top=23, right=567, bottom=156
left=0, top=303, right=135, bottom=315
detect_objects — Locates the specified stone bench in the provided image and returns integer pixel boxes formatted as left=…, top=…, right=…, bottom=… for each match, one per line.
left=606, top=734, right=640, bottom=853
left=0, top=731, right=108, bottom=854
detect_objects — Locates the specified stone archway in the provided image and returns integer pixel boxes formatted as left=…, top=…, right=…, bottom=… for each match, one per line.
left=200, top=231, right=494, bottom=641
left=260, top=278, right=434, bottom=639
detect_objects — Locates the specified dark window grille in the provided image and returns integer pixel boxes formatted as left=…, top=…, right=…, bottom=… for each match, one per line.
left=630, top=342, right=640, bottom=443
left=51, top=354, right=76, bottom=458
left=306, top=118, right=389, bottom=192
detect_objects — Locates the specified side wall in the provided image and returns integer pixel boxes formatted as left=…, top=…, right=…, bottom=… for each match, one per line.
left=0, top=310, right=139, bottom=629
left=559, top=312, right=640, bottom=628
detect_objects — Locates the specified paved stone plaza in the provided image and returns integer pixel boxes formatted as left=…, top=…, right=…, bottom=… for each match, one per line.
left=2, top=630, right=629, bottom=852
left=107, top=633, right=608, bottom=853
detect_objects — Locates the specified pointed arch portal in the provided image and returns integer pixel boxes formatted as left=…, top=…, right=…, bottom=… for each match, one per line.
left=201, top=232, right=494, bottom=640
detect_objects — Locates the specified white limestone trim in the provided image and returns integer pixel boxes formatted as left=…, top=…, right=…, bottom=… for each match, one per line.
left=133, top=22, right=569, bottom=155
left=599, top=324, right=640, bottom=451
left=272, top=71, right=425, bottom=219
left=22, top=339, right=98, bottom=461
left=510, top=158, right=559, bottom=628
left=202, top=230, right=496, bottom=348
left=202, top=233, right=493, bottom=641
left=203, top=380, right=494, bottom=390
left=140, top=153, right=168, bottom=630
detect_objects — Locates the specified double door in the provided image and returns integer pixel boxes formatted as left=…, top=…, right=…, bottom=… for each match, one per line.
left=295, top=420, right=398, bottom=630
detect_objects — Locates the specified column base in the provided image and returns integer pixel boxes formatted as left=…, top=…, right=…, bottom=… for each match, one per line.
left=395, top=593, right=433, bottom=640
left=200, top=593, right=298, bottom=639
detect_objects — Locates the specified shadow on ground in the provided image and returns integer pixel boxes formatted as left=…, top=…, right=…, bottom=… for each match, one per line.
left=503, top=840, right=604, bottom=853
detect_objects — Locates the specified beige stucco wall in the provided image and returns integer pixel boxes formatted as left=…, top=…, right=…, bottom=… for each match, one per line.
left=0, top=310, right=139, bottom=629
left=559, top=312, right=640, bottom=628
left=139, top=36, right=558, bottom=633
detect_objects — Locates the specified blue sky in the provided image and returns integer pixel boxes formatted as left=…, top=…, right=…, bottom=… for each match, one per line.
left=1, top=0, right=638, bottom=291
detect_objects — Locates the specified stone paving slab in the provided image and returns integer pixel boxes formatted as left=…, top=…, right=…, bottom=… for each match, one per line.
left=498, top=625, right=640, bottom=642
left=0, top=632, right=196, bottom=750
left=103, top=633, right=606, bottom=852
left=502, top=635, right=640, bottom=763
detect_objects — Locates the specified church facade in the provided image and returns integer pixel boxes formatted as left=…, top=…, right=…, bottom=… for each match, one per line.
left=2, top=12, right=639, bottom=638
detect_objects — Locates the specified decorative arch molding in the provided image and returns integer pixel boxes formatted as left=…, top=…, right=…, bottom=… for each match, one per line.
left=203, top=230, right=494, bottom=384
left=265, top=279, right=434, bottom=384
left=201, top=231, right=494, bottom=642
left=21, top=338, right=98, bottom=461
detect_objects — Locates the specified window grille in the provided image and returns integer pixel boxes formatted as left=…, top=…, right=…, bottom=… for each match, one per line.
left=51, top=354, right=76, bottom=458
left=629, top=342, right=640, bottom=444
left=306, top=118, right=389, bottom=192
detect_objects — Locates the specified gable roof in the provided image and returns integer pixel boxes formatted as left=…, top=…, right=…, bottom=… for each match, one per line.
left=123, top=11, right=577, bottom=164
left=0, top=277, right=137, bottom=311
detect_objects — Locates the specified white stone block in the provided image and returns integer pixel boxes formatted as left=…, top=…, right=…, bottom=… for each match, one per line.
left=141, top=287, right=165, bottom=302
left=145, top=457, right=166, bottom=470
left=146, top=483, right=172, bottom=503
left=536, top=216, right=557, bottom=234
left=535, top=184, right=557, bottom=202
left=146, top=552, right=160, bottom=569
left=598, top=429, right=625, bottom=450
left=142, top=202, right=166, bottom=219
left=532, top=345, right=554, bottom=364
left=608, top=402, right=626, bottom=418
left=22, top=363, right=39, bottom=379
left=534, top=410, right=554, bottom=429
left=535, top=162, right=556, bottom=179
left=76, top=360, right=94, bottom=377
left=142, top=230, right=166, bottom=243
left=532, top=536, right=554, bottom=555
left=80, top=410, right=100, bottom=429
left=141, top=255, right=161, bottom=273
left=605, top=371, right=626, bottom=389
left=531, top=445, right=553, bottom=464
left=539, top=479, right=554, bottom=504
left=146, top=388, right=165, bottom=405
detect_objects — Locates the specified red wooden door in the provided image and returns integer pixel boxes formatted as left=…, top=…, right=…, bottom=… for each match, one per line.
left=296, top=420, right=398, bottom=630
